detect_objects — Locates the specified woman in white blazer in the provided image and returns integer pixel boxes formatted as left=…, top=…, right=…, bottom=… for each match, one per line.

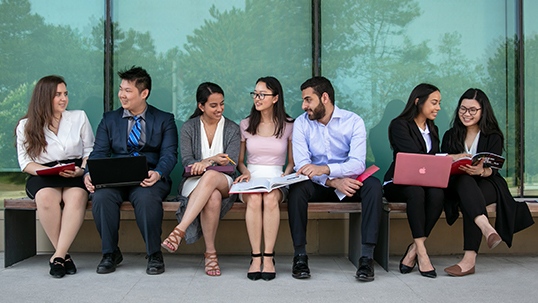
left=16, top=75, right=94, bottom=278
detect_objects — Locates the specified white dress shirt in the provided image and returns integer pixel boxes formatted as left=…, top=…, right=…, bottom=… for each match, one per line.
left=292, top=105, right=367, bottom=186
left=16, top=110, right=95, bottom=171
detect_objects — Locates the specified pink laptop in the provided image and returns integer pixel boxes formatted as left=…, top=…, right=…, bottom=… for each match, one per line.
left=393, top=153, right=452, bottom=188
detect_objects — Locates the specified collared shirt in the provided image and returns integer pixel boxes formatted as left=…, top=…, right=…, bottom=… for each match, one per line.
left=292, top=105, right=367, bottom=186
left=123, top=107, right=147, bottom=147
left=417, top=124, right=432, bottom=153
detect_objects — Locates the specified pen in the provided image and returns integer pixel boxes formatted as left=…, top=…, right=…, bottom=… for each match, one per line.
left=225, top=155, right=237, bottom=166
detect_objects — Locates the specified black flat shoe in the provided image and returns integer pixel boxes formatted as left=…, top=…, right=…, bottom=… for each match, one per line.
left=97, top=247, right=123, bottom=274
left=64, top=254, right=77, bottom=275
left=399, top=243, right=416, bottom=274
left=417, top=257, right=436, bottom=278
left=292, top=254, right=310, bottom=279
left=49, top=257, right=66, bottom=278
left=261, top=252, right=276, bottom=281
left=146, top=251, right=165, bottom=275
left=247, top=253, right=262, bottom=281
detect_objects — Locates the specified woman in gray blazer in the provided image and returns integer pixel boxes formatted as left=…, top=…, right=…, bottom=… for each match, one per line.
left=161, top=82, right=240, bottom=276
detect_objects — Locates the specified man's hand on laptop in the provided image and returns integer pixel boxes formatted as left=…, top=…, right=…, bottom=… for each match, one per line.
left=84, top=174, right=95, bottom=193
left=141, top=170, right=161, bottom=187
left=326, top=178, right=362, bottom=197
left=296, top=164, right=330, bottom=179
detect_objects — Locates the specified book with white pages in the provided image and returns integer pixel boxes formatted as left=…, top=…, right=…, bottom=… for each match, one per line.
left=229, top=173, right=309, bottom=194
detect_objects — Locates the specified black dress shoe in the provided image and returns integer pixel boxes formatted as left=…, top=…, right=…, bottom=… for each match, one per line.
left=49, top=257, right=66, bottom=278
left=417, top=258, right=437, bottom=278
left=146, top=251, right=165, bottom=275
left=96, top=247, right=123, bottom=274
left=247, top=253, right=262, bottom=281
left=292, top=254, right=310, bottom=279
left=355, top=256, right=374, bottom=282
left=64, top=254, right=77, bottom=275
left=399, top=243, right=416, bottom=274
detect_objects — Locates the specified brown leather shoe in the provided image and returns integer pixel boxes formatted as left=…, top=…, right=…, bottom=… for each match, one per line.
left=444, top=264, right=475, bottom=277
left=487, top=233, right=502, bottom=249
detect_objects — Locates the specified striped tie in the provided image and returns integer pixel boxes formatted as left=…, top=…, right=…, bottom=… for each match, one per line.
left=128, top=116, right=141, bottom=156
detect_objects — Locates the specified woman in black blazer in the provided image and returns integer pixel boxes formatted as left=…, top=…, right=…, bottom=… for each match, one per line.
left=441, top=88, right=533, bottom=276
left=383, top=83, right=444, bottom=278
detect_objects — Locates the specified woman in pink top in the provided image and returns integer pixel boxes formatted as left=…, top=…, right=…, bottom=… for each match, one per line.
left=235, top=77, right=294, bottom=281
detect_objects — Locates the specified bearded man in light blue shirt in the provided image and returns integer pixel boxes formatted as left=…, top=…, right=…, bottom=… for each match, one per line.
left=289, top=76, right=383, bottom=282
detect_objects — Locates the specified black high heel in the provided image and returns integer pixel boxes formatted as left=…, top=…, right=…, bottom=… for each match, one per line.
left=399, top=243, right=416, bottom=274
left=417, top=256, right=436, bottom=278
left=261, top=252, right=276, bottom=281
left=247, top=253, right=262, bottom=280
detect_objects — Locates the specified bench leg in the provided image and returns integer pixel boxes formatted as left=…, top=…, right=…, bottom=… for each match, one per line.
left=4, top=209, right=36, bottom=267
left=348, top=212, right=361, bottom=268
left=348, top=210, right=390, bottom=272
left=374, top=209, right=390, bottom=272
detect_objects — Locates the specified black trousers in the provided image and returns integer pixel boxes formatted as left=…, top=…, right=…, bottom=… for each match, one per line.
left=287, top=177, right=383, bottom=248
left=447, top=174, right=497, bottom=252
left=384, top=183, right=444, bottom=239
left=91, top=180, right=170, bottom=255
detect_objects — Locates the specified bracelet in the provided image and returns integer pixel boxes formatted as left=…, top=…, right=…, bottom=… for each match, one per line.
left=480, top=167, right=487, bottom=177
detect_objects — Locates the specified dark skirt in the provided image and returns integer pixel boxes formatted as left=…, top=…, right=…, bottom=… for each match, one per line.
left=25, top=159, right=86, bottom=199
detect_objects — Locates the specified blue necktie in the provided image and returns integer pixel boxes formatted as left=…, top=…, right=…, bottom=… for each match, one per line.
left=128, top=116, right=141, bottom=156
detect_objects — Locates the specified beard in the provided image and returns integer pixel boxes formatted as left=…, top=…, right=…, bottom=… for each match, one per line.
left=307, top=101, right=326, bottom=120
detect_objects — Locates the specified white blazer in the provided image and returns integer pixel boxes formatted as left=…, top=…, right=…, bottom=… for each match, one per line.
left=16, top=110, right=95, bottom=171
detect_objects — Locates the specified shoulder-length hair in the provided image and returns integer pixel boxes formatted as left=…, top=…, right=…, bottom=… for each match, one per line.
left=16, top=75, right=66, bottom=160
left=245, top=76, right=293, bottom=138
left=445, top=88, right=504, bottom=152
left=190, top=82, right=224, bottom=119
left=389, top=83, right=440, bottom=146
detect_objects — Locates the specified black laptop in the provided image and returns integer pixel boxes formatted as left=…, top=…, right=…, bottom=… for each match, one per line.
left=87, top=155, right=148, bottom=189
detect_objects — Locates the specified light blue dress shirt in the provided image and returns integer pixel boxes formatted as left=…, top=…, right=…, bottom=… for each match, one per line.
left=292, top=105, right=366, bottom=187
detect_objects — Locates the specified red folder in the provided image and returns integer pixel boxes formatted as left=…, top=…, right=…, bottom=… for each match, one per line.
left=36, top=163, right=76, bottom=176
left=356, top=165, right=379, bottom=182
left=182, top=165, right=235, bottom=178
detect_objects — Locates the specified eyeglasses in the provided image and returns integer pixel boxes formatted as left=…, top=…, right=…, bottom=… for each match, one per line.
left=459, top=106, right=481, bottom=116
left=250, top=92, right=276, bottom=100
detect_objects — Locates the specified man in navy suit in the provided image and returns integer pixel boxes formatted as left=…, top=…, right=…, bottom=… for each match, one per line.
left=84, top=66, right=178, bottom=275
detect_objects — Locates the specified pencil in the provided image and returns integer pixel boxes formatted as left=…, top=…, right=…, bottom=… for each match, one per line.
left=226, top=155, right=237, bottom=166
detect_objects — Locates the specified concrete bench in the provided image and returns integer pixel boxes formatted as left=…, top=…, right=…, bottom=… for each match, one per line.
left=4, top=198, right=537, bottom=271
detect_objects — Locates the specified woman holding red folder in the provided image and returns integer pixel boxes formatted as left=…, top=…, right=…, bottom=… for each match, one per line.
left=234, top=77, right=294, bottom=281
left=161, top=82, right=240, bottom=276
left=15, top=75, right=95, bottom=278
left=383, top=83, right=444, bottom=278
left=441, top=88, right=533, bottom=276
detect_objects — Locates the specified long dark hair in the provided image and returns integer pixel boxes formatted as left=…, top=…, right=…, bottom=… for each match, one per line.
left=190, top=82, right=224, bottom=119
left=16, top=75, right=66, bottom=159
left=245, top=76, right=293, bottom=138
left=389, top=83, right=440, bottom=146
left=445, top=88, right=504, bottom=152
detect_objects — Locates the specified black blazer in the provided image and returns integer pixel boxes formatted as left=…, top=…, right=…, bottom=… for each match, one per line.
left=384, top=118, right=440, bottom=182
left=441, top=129, right=534, bottom=246
left=88, top=104, right=178, bottom=183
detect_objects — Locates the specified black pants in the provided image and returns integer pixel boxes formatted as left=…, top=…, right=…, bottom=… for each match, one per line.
left=91, top=180, right=170, bottom=255
left=384, top=183, right=444, bottom=239
left=287, top=177, right=383, bottom=248
left=447, top=174, right=497, bottom=252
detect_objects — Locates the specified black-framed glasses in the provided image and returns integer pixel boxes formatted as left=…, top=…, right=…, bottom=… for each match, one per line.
left=250, top=92, right=276, bottom=100
left=459, top=106, right=482, bottom=116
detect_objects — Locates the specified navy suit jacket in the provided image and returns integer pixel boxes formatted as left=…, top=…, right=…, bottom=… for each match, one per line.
left=88, top=104, right=178, bottom=183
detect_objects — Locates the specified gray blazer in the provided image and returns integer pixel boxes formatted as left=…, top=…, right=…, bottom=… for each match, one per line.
left=174, top=116, right=240, bottom=244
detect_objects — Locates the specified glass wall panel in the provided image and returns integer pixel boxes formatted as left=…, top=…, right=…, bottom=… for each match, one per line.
left=321, top=0, right=516, bottom=183
left=0, top=0, right=104, bottom=202
left=524, top=0, right=538, bottom=196
left=112, top=0, right=312, bottom=189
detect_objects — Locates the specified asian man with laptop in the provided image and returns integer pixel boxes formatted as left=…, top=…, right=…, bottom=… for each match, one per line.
left=84, top=66, right=178, bottom=275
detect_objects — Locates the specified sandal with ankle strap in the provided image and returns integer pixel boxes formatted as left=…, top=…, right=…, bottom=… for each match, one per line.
left=247, top=253, right=262, bottom=280
left=161, top=226, right=186, bottom=253
left=204, top=252, right=221, bottom=276
left=261, top=252, right=276, bottom=281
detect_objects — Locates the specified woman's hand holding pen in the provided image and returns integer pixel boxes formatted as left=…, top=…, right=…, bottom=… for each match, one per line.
left=212, top=153, right=231, bottom=166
